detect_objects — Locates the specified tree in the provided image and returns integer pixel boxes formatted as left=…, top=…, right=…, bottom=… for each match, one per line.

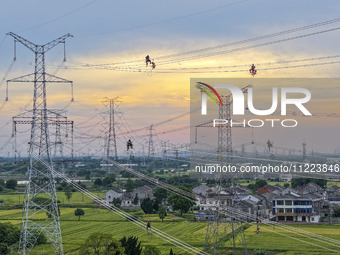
left=141, top=198, right=154, bottom=214
left=34, top=231, right=47, bottom=245
left=169, top=248, right=175, bottom=255
left=112, top=198, right=122, bottom=208
left=248, top=179, right=267, bottom=193
left=120, top=236, right=142, bottom=255
left=121, top=171, right=134, bottom=178
left=79, top=233, right=125, bottom=255
left=94, top=178, right=103, bottom=186
left=255, top=179, right=267, bottom=189
left=85, top=173, right=91, bottom=180
left=5, top=179, right=17, bottom=190
left=61, top=181, right=68, bottom=188
left=0, top=178, right=5, bottom=186
left=158, top=204, right=166, bottom=222
left=333, top=206, right=340, bottom=217
left=133, top=193, right=139, bottom=205
left=0, top=223, right=45, bottom=253
left=143, top=246, right=161, bottom=255
left=64, top=188, right=73, bottom=202
left=291, top=178, right=327, bottom=188
left=283, top=183, right=290, bottom=188
left=74, top=208, right=85, bottom=221
left=103, top=173, right=116, bottom=187
left=0, top=223, right=20, bottom=246
left=0, top=243, right=8, bottom=254
left=153, top=199, right=161, bottom=212
left=126, top=178, right=134, bottom=192
left=78, top=181, right=87, bottom=189
left=167, top=175, right=199, bottom=189
left=168, top=187, right=194, bottom=216
left=32, top=197, right=61, bottom=218
left=154, top=187, right=167, bottom=202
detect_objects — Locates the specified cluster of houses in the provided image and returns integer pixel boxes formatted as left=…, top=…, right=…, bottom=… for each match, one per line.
left=106, top=185, right=154, bottom=207
left=105, top=182, right=340, bottom=224
left=194, top=182, right=340, bottom=223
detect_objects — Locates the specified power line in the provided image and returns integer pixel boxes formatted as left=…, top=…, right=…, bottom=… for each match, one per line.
left=83, top=0, right=248, bottom=36
left=51, top=167, right=207, bottom=255
left=20, top=0, right=100, bottom=32
left=79, top=17, right=340, bottom=67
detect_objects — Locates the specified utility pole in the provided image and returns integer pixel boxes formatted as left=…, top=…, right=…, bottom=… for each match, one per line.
left=6, top=32, right=73, bottom=255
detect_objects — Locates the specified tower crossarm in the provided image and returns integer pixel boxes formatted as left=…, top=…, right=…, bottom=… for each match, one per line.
left=6, top=32, right=37, bottom=52
left=43, top=33, right=73, bottom=52
left=6, top=32, right=73, bottom=53
left=227, top=84, right=252, bottom=105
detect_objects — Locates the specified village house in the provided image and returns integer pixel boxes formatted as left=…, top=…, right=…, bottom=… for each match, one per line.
left=272, top=194, right=320, bottom=223
left=105, top=185, right=154, bottom=208
left=105, top=187, right=124, bottom=203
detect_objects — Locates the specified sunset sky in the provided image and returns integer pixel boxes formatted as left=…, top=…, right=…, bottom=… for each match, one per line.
left=0, top=0, right=340, bottom=157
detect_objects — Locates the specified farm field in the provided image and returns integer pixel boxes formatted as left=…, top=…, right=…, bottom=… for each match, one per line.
left=0, top=191, right=105, bottom=206
left=1, top=207, right=339, bottom=254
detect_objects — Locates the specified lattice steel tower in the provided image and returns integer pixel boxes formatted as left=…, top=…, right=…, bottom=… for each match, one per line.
left=6, top=32, right=73, bottom=254
left=102, top=97, right=121, bottom=161
left=217, top=85, right=252, bottom=162
left=147, top=125, right=155, bottom=159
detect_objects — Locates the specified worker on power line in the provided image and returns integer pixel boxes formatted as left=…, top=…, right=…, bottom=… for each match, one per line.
left=267, top=139, right=273, bottom=153
left=127, top=139, right=133, bottom=151
left=249, top=64, right=257, bottom=76
left=146, top=220, right=151, bottom=231
left=256, top=215, right=261, bottom=223
left=145, top=55, right=152, bottom=66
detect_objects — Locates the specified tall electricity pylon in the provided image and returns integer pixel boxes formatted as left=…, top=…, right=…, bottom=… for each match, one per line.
left=217, top=85, right=252, bottom=162
left=6, top=32, right=73, bottom=254
left=147, top=125, right=155, bottom=159
left=102, top=97, right=121, bottom=161
left=204, top=183, right=248, bottom=254
left=12, top=110, right=74, bottom=169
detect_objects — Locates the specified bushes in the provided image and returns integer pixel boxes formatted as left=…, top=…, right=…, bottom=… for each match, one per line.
left=78, top=233, right=125, bottom=255
left=0, top=243, right=8, bottom=254
left=0, top=223, right=20, bottom=246
left=0, top=222, right=20, bottom=254
left=5, top=179, right=17, bottom=190
left=254, top=249, right=267, bottom=255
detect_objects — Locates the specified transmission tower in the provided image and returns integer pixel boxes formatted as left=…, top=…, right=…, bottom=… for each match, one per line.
left=217, top=85, right=252, bottom=162
left=54, top=115, right=63, bottom=159
left=141, top=145, right=146, bottom=166
left=302, top=140, right=306, bottom=161
left=6, top=32, right=73, bottom=254
left=204, top=177, right=248, bottom=254
left=147, top=125, right=155, bottom=159
left=102, top=97, right=121, bottom=161
left=12, top=111, right=73, bottom=167
left=195, top=83, right=251, bottom=254
left=53, top=112, right=74, bottom=171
